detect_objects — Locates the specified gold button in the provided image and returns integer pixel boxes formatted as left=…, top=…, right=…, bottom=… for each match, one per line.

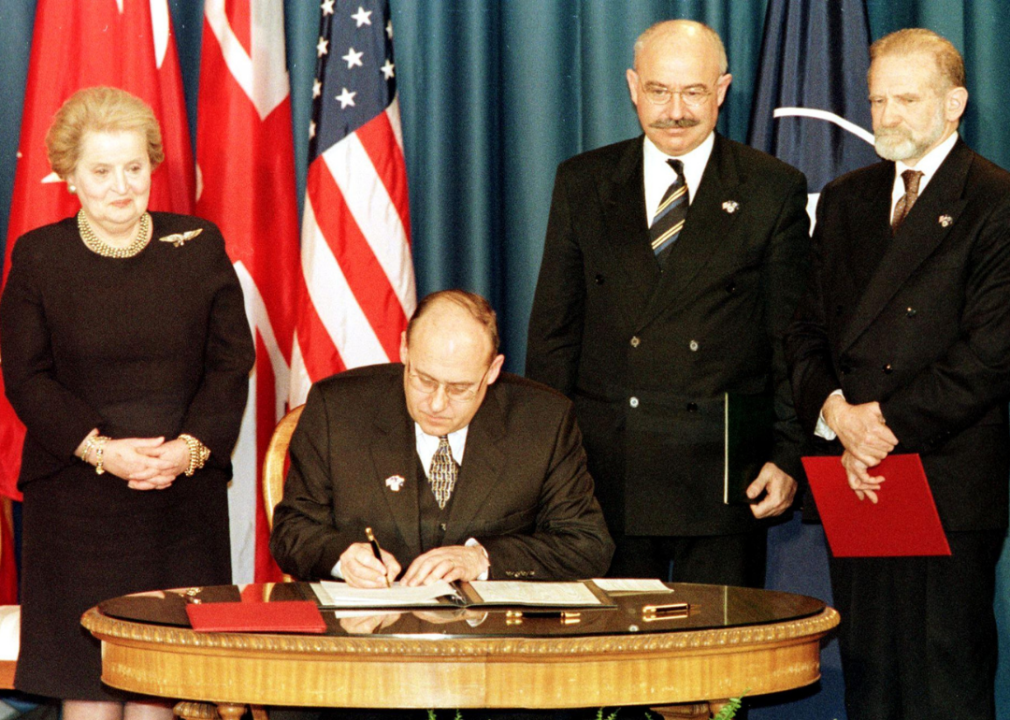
left=689, top=340, right=699, bottom=352
left=630, top=336, right=641, bottom=348
left=629, top=397, right=639, bottom=408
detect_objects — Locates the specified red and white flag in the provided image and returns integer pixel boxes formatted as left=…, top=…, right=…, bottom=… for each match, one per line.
left=196, top=0, right=301, bottom=583
left=0, top=0, right=194, bottom=602
left=290, top=0, right=416, bottom=404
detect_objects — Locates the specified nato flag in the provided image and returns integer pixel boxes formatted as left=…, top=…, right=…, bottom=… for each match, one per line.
left=748, top=0, right=879, bottom=204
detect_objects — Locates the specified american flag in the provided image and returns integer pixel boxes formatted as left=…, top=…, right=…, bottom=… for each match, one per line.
left=291, top=0, right=416, bottom=403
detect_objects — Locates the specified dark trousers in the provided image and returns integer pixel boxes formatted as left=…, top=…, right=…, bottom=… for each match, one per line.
left=608, top=530, right=768, bottom=588
left=830, top=530, right=1005, bottom=720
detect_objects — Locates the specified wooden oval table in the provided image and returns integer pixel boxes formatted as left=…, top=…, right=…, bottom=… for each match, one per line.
left=82, top=582, right=839, bottom=719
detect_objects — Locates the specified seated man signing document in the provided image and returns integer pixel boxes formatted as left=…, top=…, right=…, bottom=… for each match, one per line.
left=270, top=290, right=614, bottom=586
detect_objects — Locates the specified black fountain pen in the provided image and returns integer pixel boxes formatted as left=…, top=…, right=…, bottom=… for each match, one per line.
left=365, top=527, right=391, bottom=588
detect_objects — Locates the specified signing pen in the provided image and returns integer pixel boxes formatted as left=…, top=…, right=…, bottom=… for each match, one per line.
left=365, top=527, right=391, bottom=588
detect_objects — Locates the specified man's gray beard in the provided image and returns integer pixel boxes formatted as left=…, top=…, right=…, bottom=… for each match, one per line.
left=874, top=115, right=945, bottom=162
left=875, top=131, right=922, bottom=161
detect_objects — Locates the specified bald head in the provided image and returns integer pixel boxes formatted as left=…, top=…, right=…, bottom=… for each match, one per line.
left=399, top=290, right=505, bottom=436
left=633, top=20, right=728, bottom=75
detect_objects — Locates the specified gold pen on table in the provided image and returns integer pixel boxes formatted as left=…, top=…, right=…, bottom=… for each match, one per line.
left=365, top=527, right=391, bottom=588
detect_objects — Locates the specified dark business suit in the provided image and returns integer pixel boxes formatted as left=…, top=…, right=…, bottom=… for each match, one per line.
left=785, top=138, right=1010, bottom=720
left=526, top=134, right=809, bottom=586
left=270, top=364, right=614, bottom=582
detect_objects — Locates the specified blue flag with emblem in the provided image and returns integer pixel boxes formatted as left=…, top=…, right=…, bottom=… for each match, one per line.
left=748, top=0, right=878, bottom=226
left=746, top=2, right=875, bottom=718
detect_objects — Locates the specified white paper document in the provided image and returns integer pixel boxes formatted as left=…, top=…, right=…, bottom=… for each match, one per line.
left=313, top=580, right=460, bottom=608
left=591, top=578, right=673, bottom=593
left=468, top=581, right=603, bottom=606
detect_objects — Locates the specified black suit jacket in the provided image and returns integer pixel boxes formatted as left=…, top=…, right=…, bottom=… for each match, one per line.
left=526, top=134, right=810, bottom=536
left=269, top=364, right=614, bottom=580
left=785, top=139, right=1010, bottom=531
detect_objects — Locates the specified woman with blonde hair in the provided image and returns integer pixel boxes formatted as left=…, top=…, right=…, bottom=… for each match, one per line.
left=0, top=86, right=254, bottom=719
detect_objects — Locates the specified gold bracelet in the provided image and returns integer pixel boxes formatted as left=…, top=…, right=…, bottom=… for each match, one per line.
left=80, top=436, right=98, bottom=463
left=93, top=436, right=111, bottom=475
left=179, top=434, right=210, bottom=477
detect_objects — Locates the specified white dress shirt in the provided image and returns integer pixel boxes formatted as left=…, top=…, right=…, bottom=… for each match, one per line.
left=643, top=131, right=715, bottom=226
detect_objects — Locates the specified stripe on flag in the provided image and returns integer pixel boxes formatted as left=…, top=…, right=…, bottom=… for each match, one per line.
left=293, top=0, right=416, bottom=402
left=197, top=0, right=301, bottom=583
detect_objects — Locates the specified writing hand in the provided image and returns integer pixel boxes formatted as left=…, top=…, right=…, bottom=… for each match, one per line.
left=340, top=542, right=400, bottom=588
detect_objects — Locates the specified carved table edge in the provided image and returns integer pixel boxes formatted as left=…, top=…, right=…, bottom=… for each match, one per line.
left=83, top=606, right=839, bottom=657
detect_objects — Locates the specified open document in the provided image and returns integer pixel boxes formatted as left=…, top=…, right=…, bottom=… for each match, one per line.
left=311, top=579, right=613, bottom=609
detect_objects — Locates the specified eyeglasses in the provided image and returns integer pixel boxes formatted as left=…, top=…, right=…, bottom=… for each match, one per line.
left=639, top=82, right=717, bottom=108
left=405, top=362, right=489, bottom=403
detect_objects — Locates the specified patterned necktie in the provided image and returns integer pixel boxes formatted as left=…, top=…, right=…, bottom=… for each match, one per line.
left=891, top=169, right=924, bottom=234
left=651, top=158, right=690, bottom=264
left=429, top=435, right=459, bottom=509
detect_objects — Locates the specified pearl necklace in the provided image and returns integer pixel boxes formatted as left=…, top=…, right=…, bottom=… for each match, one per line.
left=77, top=210, right=152, bottom=259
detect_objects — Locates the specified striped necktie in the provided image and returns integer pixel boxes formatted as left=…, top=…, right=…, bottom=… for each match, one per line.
left=429, top=435, right=459, bottom=509
left=651, top=158, right=689, bottom=264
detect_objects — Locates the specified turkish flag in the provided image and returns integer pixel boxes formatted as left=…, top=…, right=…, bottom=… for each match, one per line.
left=0, top=0, right=195, bottom=601
left=196, top=0, right=301, bottom=582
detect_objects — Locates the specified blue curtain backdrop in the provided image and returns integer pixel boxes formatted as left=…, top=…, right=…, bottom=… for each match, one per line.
left=0, top=2, right=1009, bottom=718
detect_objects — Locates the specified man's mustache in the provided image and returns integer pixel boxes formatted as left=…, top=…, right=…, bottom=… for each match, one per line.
left=650, top=118, right=701, bottom=129
left=875, top=127, right=910, bottom=140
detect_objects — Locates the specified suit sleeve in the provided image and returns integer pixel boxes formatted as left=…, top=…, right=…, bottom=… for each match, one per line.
left=879, top=201, right=1010, bottom=449
left=525, top=163, right=586, bottom=396
left=0, top=238, right=104, bottom=461
left=180, top=232, right=256, bottom=465
left=476, top=404, right=614, bottom=580
left=270, top=384, right=347, bottom=580
left=762, top=170, right=812, bottom=478
left=784, top=188, right=843, bottom=436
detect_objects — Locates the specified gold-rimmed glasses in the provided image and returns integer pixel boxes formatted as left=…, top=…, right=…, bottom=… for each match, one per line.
left=405, top=361, right=489, bottom=403
left=639, top=82, right=717, bottom=107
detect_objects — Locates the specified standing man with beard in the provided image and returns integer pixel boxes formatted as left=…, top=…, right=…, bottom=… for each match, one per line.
left=786, top=29, right=1010, bottom=720
left=526, top=19, right=809, bottom=588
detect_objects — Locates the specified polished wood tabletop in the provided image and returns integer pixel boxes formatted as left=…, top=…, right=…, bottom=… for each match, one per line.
left=82, top=582, right=839, bottom=720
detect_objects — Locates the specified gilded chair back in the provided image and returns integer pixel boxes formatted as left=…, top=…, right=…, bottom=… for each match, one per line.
left=263, top=404, right=304, bottom=531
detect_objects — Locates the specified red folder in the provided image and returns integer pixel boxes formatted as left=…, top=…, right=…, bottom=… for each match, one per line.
left=186, top=600, right=327, bottom=634
left=802, top=453, right=951, bottom=557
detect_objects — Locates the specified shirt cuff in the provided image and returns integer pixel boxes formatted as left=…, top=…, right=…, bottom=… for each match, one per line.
left=331, top=559, right=343, bottom=580
left=465, top=538, right=490, bottom=581
left=815, top=389, right=845, bottom=441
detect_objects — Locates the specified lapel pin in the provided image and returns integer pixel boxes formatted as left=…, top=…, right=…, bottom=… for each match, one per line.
left=938, top=215, right=953, bottom=228
left=385, top=475, right=405, bottom=492
left=159, top=228, right=204, bottom=247
left=722, top=200, right=739, bottom=214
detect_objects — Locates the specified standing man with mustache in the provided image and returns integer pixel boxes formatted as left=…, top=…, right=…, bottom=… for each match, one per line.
left=527, top=20, right=810, bottom=587
left=786, top=29, right=1009, bottom=720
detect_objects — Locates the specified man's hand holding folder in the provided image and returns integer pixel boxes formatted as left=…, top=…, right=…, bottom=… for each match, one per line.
left=821, top=395, right=899, bottom=502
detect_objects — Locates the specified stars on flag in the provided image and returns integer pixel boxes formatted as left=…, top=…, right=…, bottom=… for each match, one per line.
left=310, top=0, right=399, bottom=151
left=335, top=87, right=357, bottom=108
left=342, top=47, right=364, bottom=69
left=309, top=120, right=317, bottom=139
left=351, top=6, right=373, bottom=27
left=386, top=20, right=393, bottom=39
